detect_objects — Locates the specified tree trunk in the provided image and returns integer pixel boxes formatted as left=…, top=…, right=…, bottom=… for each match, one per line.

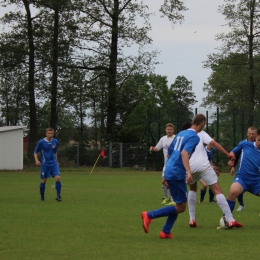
left=50, top=8, right=59, bottom=132
left=247, top=1, right=256, bottom=127
left=23, top=0, right=37, bottom=160
left=106, top=0, right=119, bottom=141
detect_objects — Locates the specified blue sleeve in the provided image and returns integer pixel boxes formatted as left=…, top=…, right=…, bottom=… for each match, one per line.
left=232, top=142, right=243, bottom=156
left=34, top=140, right=42, bottom=154
left=183, top=135, right=199, bottom=155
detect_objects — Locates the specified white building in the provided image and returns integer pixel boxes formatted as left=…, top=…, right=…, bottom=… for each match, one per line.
left=0, top=126, right=25, bottom=170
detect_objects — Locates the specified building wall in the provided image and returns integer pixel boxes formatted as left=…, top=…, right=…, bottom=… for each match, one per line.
left=0, top=127, right=24, bottom=170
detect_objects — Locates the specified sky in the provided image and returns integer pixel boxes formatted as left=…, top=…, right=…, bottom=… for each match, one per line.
left=147, top=0, right=228, bottom=114
left=0, top=0, right=228, bottom=116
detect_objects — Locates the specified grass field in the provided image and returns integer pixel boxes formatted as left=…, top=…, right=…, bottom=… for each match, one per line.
left=0, top=167, right=259, bottom=260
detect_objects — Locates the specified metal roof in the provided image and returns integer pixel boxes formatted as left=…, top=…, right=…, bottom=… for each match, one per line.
left=0, top=126, right=25, bottom=132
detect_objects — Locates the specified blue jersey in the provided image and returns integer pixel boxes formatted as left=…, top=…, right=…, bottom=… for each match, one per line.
left=165, top=129, right=200, bottom=180
left=233, top=141, right=260, bottom=179
left=204, top=146, right=215, bottom=162
left=34, top=138, right=59, bottom=167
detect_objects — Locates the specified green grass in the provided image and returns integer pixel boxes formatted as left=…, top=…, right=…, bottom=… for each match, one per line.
left=0, top=168, right=259, bottom=260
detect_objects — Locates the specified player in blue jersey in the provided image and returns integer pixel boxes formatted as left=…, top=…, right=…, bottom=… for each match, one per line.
left=34, top=127, right=62, bottom=201
left=199, top=142, right=217, bottom=203
left=140, top=114, right=205, bottom=239
left=229, top=126, right=257, bottom=211
left=227, top=128, right=260, bottom=214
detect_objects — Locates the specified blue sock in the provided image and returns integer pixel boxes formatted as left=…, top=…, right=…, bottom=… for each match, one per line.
left=40, top=183, right=45, bottom=199
left=237, top=194, right=244, bottom=206
left=163, top=213, right=178, bottom=234
left=209, top=188, right=214, bottom=201
left=148, top=205, right=177, bottom=219
left=200, top=189, right=206, bottom=201
left=55, top=182, right=62, bottom=197
left=227, top=199, right=235, bottom=212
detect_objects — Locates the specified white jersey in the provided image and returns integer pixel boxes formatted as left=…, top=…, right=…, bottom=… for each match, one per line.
left=155, top=134, right=175, bottom=171
left=189, top=130, right=213, bottom=173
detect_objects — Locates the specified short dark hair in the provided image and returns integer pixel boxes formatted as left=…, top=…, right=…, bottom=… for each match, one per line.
left=181, top=122, right=192, bottom=130
left=192, top=114, right=206, bottom=126
left=46, top=127, right=54, bottom=132
left=257, top=129, right=260, bottom=135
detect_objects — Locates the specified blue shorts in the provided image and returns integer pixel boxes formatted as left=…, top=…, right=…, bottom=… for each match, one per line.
left=233, top=176, right=260, bottom=195
left=166, top=179, right=187, bottom=204
left=40, top=164, right=60, bottom=179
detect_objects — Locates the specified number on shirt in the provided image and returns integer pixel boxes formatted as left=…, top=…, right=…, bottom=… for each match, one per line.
left=174, top=136, right=184, bottom=151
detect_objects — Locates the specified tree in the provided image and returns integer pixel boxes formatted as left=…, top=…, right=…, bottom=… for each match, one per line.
left=206, top=0, right=260, bottom=126
left=0, top=0, right=38, bottom=158
left=75, top=0, right=187, bottom=141
left=117, top=74, right=195, bottom=142
left=169, top=75, right=197, bottom=126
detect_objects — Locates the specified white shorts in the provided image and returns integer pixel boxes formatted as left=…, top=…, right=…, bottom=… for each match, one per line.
left=190, top=166, right=218, bottom=185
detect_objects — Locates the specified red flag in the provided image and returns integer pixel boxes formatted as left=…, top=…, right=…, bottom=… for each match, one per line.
left=100, top=149, right=105, bottom=157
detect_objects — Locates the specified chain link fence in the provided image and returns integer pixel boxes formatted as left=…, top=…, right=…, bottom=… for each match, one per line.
left=24, top=142, right=153, bottom=170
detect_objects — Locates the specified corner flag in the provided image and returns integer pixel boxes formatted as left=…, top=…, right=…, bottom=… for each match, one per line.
left=90, top=149, right=106, bottom=174
left=100, top=149, right=105, bottom=157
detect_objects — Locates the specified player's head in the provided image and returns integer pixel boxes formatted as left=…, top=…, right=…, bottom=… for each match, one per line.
left=165, top=123, right=174, bottom=137
left=247, top=126, right=257, bottom=142
left=192, top=114, right=206, bottom=132
left=45, top=127, right=55, bottom=140
left=181, top=122, right=192, bottom=130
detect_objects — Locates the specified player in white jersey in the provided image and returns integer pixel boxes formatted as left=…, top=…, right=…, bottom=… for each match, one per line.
left=187, top=129, right=242, bottom=228
left=150, top=123, right=175, bottom=205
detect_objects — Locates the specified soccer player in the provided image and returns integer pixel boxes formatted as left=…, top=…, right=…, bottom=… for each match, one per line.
left=187, top=130, right=242, bottom=228
left=229, top=126, right=257, bottom=211
left=199, top=142, right=217, bottom=203
left=140, top=114, right=204, bottom=239
left=227, top=127, right=259, bottom=213
left=150, top=123, right=175, bottom=206
left=34, top=127, right=62, bottom=201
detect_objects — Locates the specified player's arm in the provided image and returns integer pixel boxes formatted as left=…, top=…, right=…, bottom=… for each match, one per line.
left=209, top=140, right=236, bottom=161
left=34, top=152, right=41, bottom=166
left=55, top=152, right=59, bottom=165
left=181, top=150, right=192, bottom=184
left=150, top=146, right=159, bottom=152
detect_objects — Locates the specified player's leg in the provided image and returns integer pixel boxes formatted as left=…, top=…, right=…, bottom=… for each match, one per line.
left=209, top=188, right=216, bottom=203
left=39, top=165, right=49, bottom=201
left=204, top=168, right=242, bottom=227
left=52, top=164, right=62, bottom=201
left=236, top=193, right=245, bottom=211
left=188, top=172, right=200, bottom=227
left=227, top=181, right=244, bottom=212
left=141, top=180, right=186, bottom=237
left=198, top=178, right=207, bottom=203
left=161, top=173, right=170, bottom=204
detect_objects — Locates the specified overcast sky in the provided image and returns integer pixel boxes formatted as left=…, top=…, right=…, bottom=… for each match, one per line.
left=147, top=0, right=228, bottom=113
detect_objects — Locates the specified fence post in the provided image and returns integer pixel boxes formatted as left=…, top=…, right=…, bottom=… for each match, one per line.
left=233, top=110, right=236, bottom=147
left=216, top=107, right=219, bottom=166
left=109, top=142, right=112, bottom=167
left=76, top=143, right=79, bottom=167
left=119, top=143, right=123, bottom=168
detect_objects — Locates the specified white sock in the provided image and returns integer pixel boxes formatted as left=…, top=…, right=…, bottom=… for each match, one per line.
left=188, top=190, right=196, bottom=220
left=216, top=194, right=234, bottom=221
left=162, top=185, right=168, bottom=198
